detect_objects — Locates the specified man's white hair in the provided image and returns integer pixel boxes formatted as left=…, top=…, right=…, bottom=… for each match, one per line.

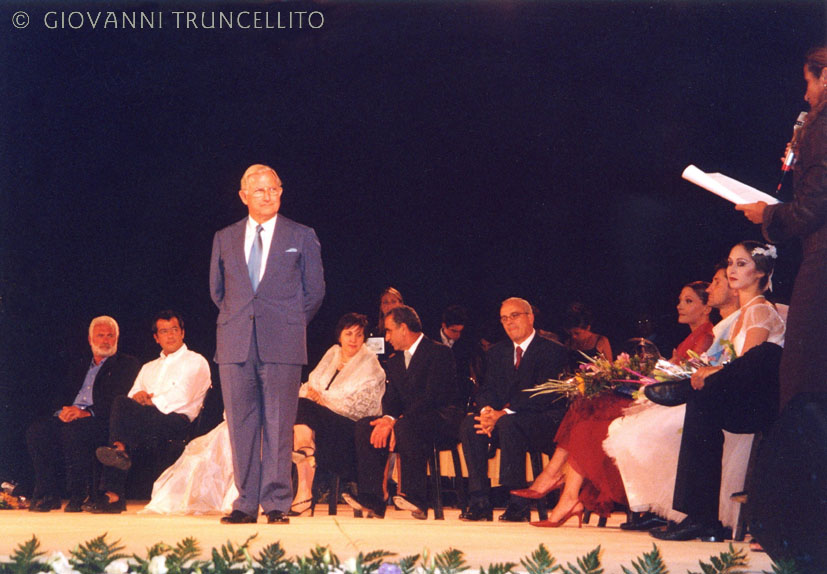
left=88, top=315, right=119, bottom=340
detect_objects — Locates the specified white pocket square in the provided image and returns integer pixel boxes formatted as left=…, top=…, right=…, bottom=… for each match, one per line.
left=285, top=248, right=298, bottom=252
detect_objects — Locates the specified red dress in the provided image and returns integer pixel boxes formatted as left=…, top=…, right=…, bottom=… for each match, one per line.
left=554, top=392, right=632, bottom=516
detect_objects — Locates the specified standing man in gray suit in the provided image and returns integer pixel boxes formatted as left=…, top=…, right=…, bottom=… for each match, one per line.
left=210, top=164, right=325, bottom=524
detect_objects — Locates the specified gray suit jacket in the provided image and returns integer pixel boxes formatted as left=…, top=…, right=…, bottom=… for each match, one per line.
left=210, top=215, right=325, bottom=365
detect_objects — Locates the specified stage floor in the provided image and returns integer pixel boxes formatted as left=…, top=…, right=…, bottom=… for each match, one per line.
left=1, top=503, right=774, bottom=573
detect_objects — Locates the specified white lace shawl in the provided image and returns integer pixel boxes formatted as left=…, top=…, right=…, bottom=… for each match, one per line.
left=299, top=344, right=386, bottom=421
left=731, top=302, right=786, bottom=355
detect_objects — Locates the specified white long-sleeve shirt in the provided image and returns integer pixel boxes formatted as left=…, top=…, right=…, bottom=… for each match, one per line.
left=128, top=344, right=211, bottom=422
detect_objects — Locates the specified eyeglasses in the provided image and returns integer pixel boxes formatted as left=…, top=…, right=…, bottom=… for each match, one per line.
left=500, top=312, right=529, bottom=323
left=249, top=187, right=282, bottom=198
left=157, top=327, right=181, bottom=335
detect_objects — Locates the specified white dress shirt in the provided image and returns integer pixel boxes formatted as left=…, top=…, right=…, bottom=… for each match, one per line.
left=244, top=215, right=277, bottom=283
left=128, top=344, right=211, bottom=422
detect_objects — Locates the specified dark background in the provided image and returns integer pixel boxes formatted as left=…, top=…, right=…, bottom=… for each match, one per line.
left=1, top=0, right=824, bottom=484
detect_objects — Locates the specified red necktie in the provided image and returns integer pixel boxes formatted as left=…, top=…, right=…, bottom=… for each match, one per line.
left=515, top=346, right=523, bottom=370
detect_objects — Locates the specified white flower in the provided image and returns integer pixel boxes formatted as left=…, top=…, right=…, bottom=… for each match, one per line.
left=751, top=244, right=777, bottom=259
left=46, top=552, right=79, bottom=574
left=105, top=560, right=130, bottom=574
left=341, top=557, right=358, bottom=573
left=148, top=555, right=168, bottom=574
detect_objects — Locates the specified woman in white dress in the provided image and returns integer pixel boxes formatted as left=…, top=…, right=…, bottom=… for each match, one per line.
left=605, top=243, right=785, bottom=531
left=142, top=313, right=385, bottom=515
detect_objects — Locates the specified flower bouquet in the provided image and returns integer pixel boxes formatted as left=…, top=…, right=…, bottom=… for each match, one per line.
left=526, top=351, right=658, bottom=401
left=640, top=344, right=738, bottom=406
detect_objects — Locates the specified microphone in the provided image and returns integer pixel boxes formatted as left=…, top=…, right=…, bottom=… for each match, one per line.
left=776, top=111, right=807, bottom=194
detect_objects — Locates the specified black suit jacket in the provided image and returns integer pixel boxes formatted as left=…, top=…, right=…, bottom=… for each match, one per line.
left=475, top=334, right=567, bottom=414
left=382, top=336, right=459, bottom=423
left=53, top=352, right=140, bottom=422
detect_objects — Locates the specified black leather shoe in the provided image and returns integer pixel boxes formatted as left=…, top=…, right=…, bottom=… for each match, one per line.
left=96, top=446, right=132, bottom=471
left=459, top=502, right=493, bottom=522
left=393, top=495, right=427, bottom=520
left=650, top=517, right=726, bottom=541
left=221, top=509, right=258, bottom=524
left=499, top=502, right=530, bottom=522
left=64, top=497, right=85, bottom=513
left=266, top=510, right=290, bottom=524
left=29, top=495, right=62, bottom=512
left=81, top=493, right=106, bottom=512
left=342, top=493, right=386, bottom=518
left=89, top=497, right=126, bottom=514
left=620, top=511, right=667, bottom=531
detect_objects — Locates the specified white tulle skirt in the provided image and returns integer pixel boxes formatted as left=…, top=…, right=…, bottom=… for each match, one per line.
left=603, top=400, right=753, bottom=529
left=140, top=420, right=236, bottom=515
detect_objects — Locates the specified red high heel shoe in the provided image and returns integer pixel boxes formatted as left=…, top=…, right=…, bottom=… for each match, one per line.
left=510, top=475, right=565, bottom=499
left=530, top=502, right=584, bottom=528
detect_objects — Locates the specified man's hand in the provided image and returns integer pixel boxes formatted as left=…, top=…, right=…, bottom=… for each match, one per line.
left=369, top=416, right=395, bottom=449
left=131, top=391, right=154, bottom=406
left=58, top=406, right=91, bottom=422
left=474, top=407, right=506, bottom=437
left=735, top=201, right=767, bottom=225
left=690, top=365, right=722, bottom=390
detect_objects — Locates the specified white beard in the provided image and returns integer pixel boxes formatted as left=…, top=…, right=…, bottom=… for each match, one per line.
left=91, top=342, right=117, bottom=358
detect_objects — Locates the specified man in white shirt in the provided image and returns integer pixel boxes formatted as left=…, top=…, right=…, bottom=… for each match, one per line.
left=92, top=310, right=211, bottom=513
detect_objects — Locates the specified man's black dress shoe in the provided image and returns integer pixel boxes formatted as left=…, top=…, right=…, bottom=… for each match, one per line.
left=650, top=517, right=727, bottom=541
left=29, top=495, right=62, bottom=512
left=393, top=495, right=427, bottom=520
left=96, top=446, right=132, bottom=471
left=459, top=502, right=493, bottom=522
left=266, top=510, right=290, bottom=524
left=221, top=509, right=258, bottom=524
left=342, top=493, right=386, bottom=518
left=81, top=493, right=106, bottom=512
left=89, top=497, right=126, bottom=514
left=619, top=511, right=667, bottom=531
left=64, top=496, right=85, bottom=513
left=499, top=502, right=531, bottom=522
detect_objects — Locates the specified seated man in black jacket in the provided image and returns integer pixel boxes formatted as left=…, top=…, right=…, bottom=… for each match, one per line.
left=25, top=316, right=140, bottom=512
left=459, top=297, right=568, bottom=522
left=344, top=305, right=461, bottom=519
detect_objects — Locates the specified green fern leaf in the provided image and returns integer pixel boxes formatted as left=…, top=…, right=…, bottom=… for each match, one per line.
left=619, top=544, right=667, bottom=574
left=7, top=536, right=45, bottom=574
left=70, top=534, right=128, bottom=574
left=688, top=543, right=748, bottom=574
left=520, top=544, right=560, bottom=574
left=433, top=548, right=466, bottom=574
left=396, top=554, right=420, bottom=574
left=560, top=546, right=603, bottom=574
left=479, top=561, right=518, bottom=574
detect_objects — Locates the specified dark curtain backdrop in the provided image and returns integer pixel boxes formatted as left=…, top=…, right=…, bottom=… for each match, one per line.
left=1, top=0, right=824, bottom=484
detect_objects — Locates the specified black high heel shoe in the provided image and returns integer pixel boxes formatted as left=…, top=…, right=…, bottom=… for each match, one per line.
left=287, top=497, right=315, bottom=517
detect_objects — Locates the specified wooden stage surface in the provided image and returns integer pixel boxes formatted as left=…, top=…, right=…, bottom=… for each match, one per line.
left=0, top=503, right=774, bottom=573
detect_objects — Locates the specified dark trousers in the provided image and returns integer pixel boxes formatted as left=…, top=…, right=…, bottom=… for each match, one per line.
left=99, top=395, right=189, bottom=496
left=673, top=343, right=782, bottom=524
left=460, top=409, right=562, bottom=503
left=26, top=414, right=107, bottom=499
left=294, top=398, right=358, bottom=480
left=354, top=410, right=459, bottom=510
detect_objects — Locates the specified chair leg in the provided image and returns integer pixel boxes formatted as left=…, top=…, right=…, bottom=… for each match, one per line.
left=328, top=474, right=339, bottom=516
left=733, top=433, right=763, bottom=541
left=529, top=451, right=548, bottom=521
left=431, top=445, right=444, bottom=520
left=450, top=446, right=467, bottom=514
